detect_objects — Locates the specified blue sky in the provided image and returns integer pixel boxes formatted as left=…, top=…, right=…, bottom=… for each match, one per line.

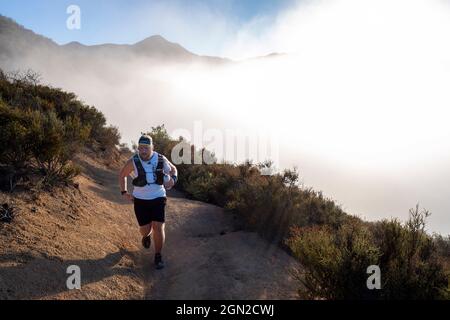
left=0, top=0, right=296, bottom=56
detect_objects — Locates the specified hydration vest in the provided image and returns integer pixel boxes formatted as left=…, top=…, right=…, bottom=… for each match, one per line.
left=132, top=153, right=165, bottom=187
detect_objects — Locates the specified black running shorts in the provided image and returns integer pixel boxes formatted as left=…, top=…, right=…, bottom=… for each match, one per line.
left=133, top=197, right=167, bottom=226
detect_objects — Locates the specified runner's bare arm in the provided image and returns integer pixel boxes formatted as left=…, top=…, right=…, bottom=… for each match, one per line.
left=166, top=157, right=178, bottom=176
left=119, top=159, right=134, bottom=192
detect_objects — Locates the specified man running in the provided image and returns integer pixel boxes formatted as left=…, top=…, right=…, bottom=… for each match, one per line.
left=119, top=134, right=178, bottom=269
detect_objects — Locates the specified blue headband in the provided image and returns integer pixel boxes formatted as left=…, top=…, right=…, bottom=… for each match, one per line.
left=138, top=136, right=152, bottom=145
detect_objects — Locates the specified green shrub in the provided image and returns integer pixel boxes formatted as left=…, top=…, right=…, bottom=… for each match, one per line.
left=30, top=110, right=86, bottom=186
left=286, top=221, right=380, bottom=299
left=433, top=234, right=450, bottom=259
left=371, top=205, right=449, bottom=299
left=287, top=205, right=449, bottom=299
left=0, top=102, right=31, bottom=168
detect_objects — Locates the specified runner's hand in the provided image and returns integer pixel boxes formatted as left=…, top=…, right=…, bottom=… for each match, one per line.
left=164, top=176, right=175, bottom=190
left=122, top=192, right=134, bottom=202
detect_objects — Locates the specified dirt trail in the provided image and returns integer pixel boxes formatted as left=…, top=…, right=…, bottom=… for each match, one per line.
left=0, top=153, right=300, bottom=300
left=143, top=194, right=300, bottom=299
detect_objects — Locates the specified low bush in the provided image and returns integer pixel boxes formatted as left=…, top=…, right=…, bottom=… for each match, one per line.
left=287, top=205, right=449, bottom=299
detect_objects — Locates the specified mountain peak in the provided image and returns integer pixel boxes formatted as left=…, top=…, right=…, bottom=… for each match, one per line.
left=63, top=41, right=84, bottom=48
left=134, top=34, right=182, bottom=49
left=136, top=34, right=167, bottom=44
left=132, top=34, right=195, bottom=59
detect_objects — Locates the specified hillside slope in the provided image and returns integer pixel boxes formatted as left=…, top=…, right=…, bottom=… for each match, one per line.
left=0, top=152, right=300, bottom=300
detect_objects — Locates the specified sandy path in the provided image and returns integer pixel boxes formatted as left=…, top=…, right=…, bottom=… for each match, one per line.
left=142, top=191, right=300, bottom=300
